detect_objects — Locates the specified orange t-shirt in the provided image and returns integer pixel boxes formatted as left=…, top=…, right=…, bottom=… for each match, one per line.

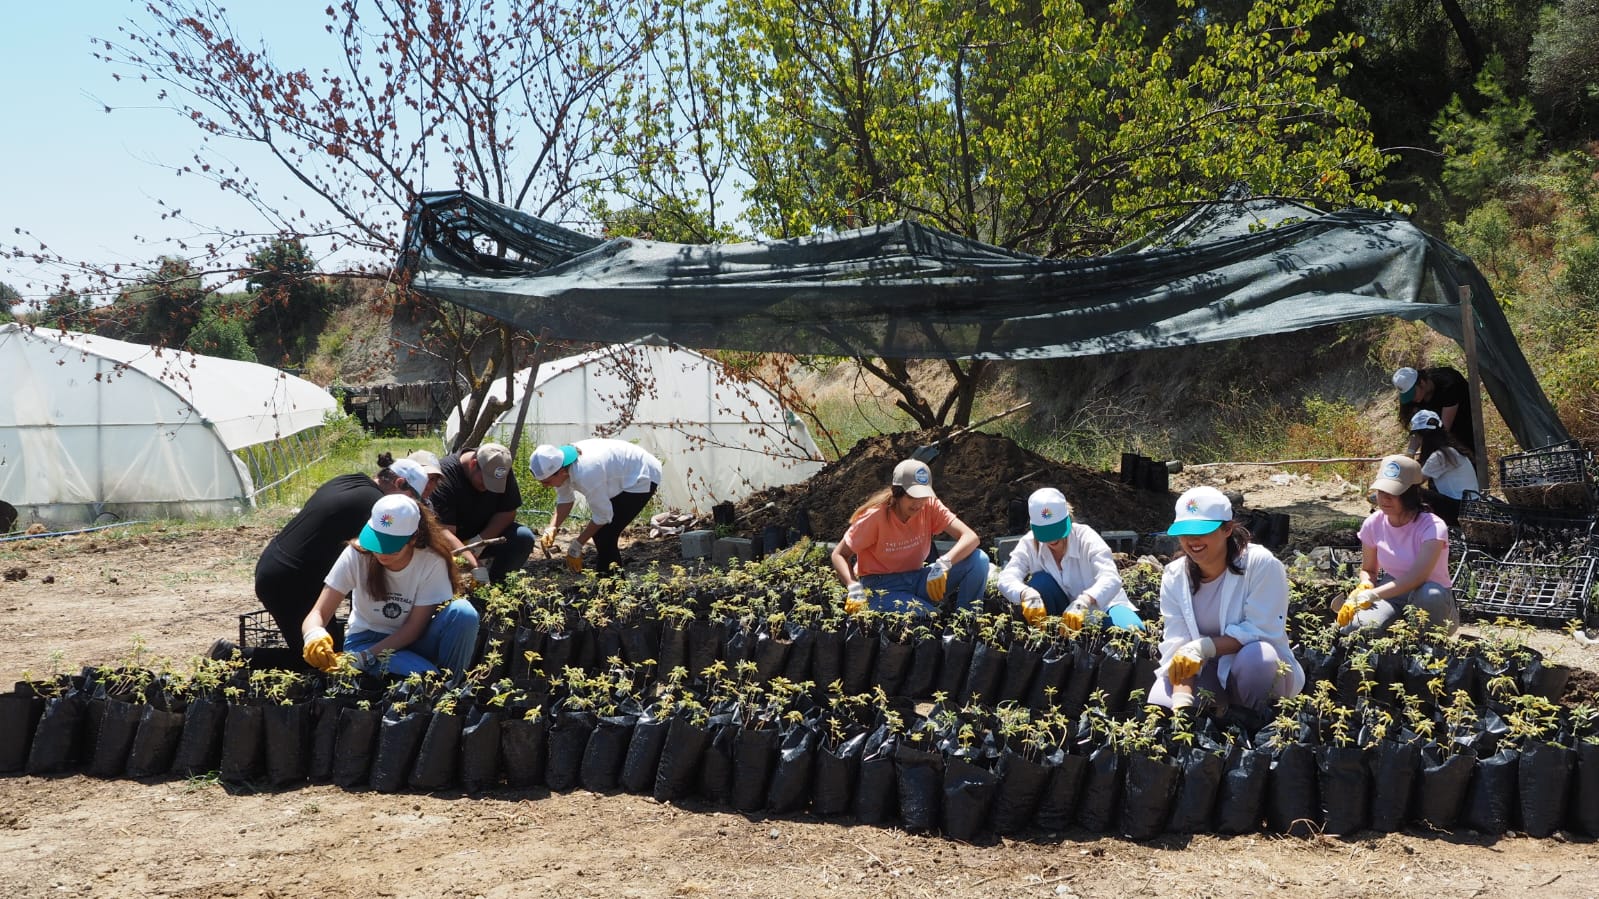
left=844, top=499, right=956, bottom=576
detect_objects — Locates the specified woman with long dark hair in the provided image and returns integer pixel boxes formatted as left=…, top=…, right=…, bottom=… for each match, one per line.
left=1147, top=486, right=1304, bottom=713
left=1335, top=455, right=1459, bottom=635
left=1410, top=409, right=1477, bottom=526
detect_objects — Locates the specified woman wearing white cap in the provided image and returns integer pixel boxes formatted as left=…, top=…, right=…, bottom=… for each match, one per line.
left=1335, top=455, right=1458, bottom=635
left=531, top=439, right=662, bottom=575
left=300, top=494, right=481, bottom=676
left=1409, top=409, right=1476, bottom=526
left=830, top=458, right=991, bottom=616
left=1148, top=486, right=1304, bottom=713
left=996, top=487, right=1143, bottom=630
left=1393, top=364, right=1473, bottom=454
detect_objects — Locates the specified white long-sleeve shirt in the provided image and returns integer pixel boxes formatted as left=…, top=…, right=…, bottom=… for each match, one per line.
left=1156, top=543, right=1305, bottom=694
left=996, top=525, right=1133, bottom=612
left=557, top=439, right=662, bottom=526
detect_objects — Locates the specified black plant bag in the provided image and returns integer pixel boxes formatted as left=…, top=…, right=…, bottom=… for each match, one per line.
left=1463, top=747, right=1519, bottom=835
left=308, top=696, right=350, bottom=783
left=540, top=629, right=576, bottom=682
left=1442, top=652, right=1480, bottom=705
left=813, top=728, right=867, bottom=816
left=1027, top=646, right=1071, bottom=713
left=545, top=709, right=596, bottom=793
left=657, top=623, right=688, bottom=680
left=766, top=722, right=819, bottom=814
left=653, top=714, right=711, bottom=802
left=942, top=755, right=999, bottom=842
left=1571, top=742, right=1599, bottom=836
left=1214, top=745, right=1270, bottom=835
left=1060, top=644, right=1098, bottom=719
left=841, top=622, right=876, bottom=695
left=27, top=688, right=88, bottom=775
left=937, top=636, right=974, bottom=700
left=0, top=687, right=44, bottom=773
left=1167, top=746, right=1225, bottom=834
left=810, top=627, right=844, bottom=694
left=581, top=711, right=638, bottom=793
left=894, top=742, right=944, bottom=833
left=219, top=702, right=265, bottom=784
left=872, top=635, right=913, bottom=697
left=1120, top=752, right=1180, bottom=841
left=499, top=714, right=549, bottom=789
left=753, top=630, right=792, bottom=683
left=779, top=623, right=816, bottom=685
left=1093, top=653, right=1136, bottom=719
left=172, top=696, right=228, bottom=779
left=126, top=703, right=186, bottom=779
left=1298, top=645, right=1339, bottom=692
left=1414, top=743, right=1477, bottom=828
left=331, top=705, right=381, bottom=789
left=511, top=626, right=545, bottom=686
left=1075, top=745, right=1123, bottom=833
left=686, top=619, right=726, bottom=684
left=853, top=726, right=899, bottom=825
left=458, top=706, right=502, bottom=793
left=1368, top=739, right=1420, bottom=832
left=408, top=709, right=464, bottom=792
left=590, top=620, right=620, bottom=669
left=723, top=620, right=756, bottom=666
left=262, top=702, right=313, bottom=788
left=1034, top=749, right=1088, bottom=832
left=1316, top=744, right=1370, bottom=835
left=1517, top=740, right=1572, bottom=838
left=1520, top=658, right=1571, bottom=701
left=961, top=642, right=1005, bottom=707
left=990, top=749, right=1051, bottom=834
left=901, top=635, right=941, bottom=699
left=620, top=712, right=670, bottom=795
left=699, top=715, right=738, bottom=805
left=370, top=707, right=431, bottom=794
left=998, top=644, right=1040, bottom=705
left=619, top=619, right=662, bottom=669
left=89, top=696, right=144, bottom=778
left=731, top=725, right=780, bottom=812
left=1265, top=742, right=1319, bottom=836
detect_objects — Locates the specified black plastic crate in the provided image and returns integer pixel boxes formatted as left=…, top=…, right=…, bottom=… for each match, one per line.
left=1452, top=550, right=1596, bottom=624
left=238, top=610, right=345, bottom=649
left=1499, top=441, right=1595, bottom=511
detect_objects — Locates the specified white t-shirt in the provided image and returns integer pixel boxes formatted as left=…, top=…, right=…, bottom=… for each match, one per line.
left=1421, top=448, right=1477, bottom=499
left=325, top=544, right=454, bottom=636
left=556, top=438, right=663, bottom=525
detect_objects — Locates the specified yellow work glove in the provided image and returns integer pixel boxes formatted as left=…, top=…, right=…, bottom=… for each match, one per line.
left=844, top=582, right=868, bottom=615
left=1166, top=637, right=1216, bottom=684
left=539, top=527, right=558, bottom=553
left=1339, top=588, right=1380, bottom=627
left=301, top=627, right=338, bottom=673
left=1020, top=590, right=1048, bottom=628
left=1061, top=596, right=1093, bottom=631
left=923, top=556, right=951, bottom=604
left=564, top=538, right=584, bottom=574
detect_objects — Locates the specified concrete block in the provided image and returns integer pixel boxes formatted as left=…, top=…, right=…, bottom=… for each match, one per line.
left=680, top=529, right=715, bottom=560
left=1100, top=530, right=1138, bottom=555
left=712, top=536, right=755, bottom=567
left=996, top=535, right=1024, bottom=566
left=1150, top=534, right=1180, bottom=556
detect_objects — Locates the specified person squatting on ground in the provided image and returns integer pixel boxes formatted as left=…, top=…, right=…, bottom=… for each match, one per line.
left=996, top=487, right=1144, bottom=631
left=1335, top=454, right=1460, bottom=636
left=531, top=439, right=663, bottom=575
left=1409, top=409, right=1477, bottom=527
left=1394, top=364, right=1475, bottom=459
left=428, top=442, right=535, bottom=585
left=830, top=458, right=991, bottom=617
left=1147, top=486, right=1305, bottom=713
left=301, top=494, right=480, bottom=677
left=243, top=453, right=430, bottom=668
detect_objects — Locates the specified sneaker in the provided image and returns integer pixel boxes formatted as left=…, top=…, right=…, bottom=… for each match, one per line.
left=207, top=638, right=238, bottom=661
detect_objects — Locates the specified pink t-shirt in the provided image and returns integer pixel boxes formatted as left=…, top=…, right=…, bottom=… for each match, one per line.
left=1358, top=510, right=1451, bottom=588
left=844, top=499, right=957, bottom=576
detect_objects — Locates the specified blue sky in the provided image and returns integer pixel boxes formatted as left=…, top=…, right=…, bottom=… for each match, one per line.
left=1, top=2, right=344, bottom=305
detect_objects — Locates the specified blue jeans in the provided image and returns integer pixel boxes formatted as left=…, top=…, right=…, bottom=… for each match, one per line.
left=344, top=599, right=481, bottom=676
left=861, top=550, right=991, bottom=616
left=486, top=524, right=536, bottom=583
left=1026, top=573, right=1144, bottom=630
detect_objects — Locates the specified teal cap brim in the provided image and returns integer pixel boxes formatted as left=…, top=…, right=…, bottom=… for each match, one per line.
left=1399, top=387, right=1416, bottom=404
left=1031, top=517, right=1072, bottom=543
left=559, top=445, right=579, bottom=467
left=1167, top=519, right=1224, bottom=537
left=359, top=524, right=412, bottom=554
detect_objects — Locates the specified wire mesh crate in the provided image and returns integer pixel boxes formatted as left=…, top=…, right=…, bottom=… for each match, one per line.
left=1499, top=441, right=1595, bottom=511
left=1458, top=494, right=1519, bottom=551
left=1452, top=550, right=1596, bottom=625
left=238, top=609, right=345, bottom=649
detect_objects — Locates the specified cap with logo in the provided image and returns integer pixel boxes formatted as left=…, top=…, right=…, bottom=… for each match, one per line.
left=891, top=459, right=935, bottom=498
left=359, top=494, right=421, bottom=554
left=1370, top=454, right=1423, bottom=496
left=475, top=443, right=513, bottom=493
left=1027, top=487, right=1073, bottom=542
left=1167, top=486, right=1234, bottom=536
left=1408, top=409, right=1443, bottom=432
left=1393, top=367, right=1419, bottom=404
left=530, top=443, right=580, bottom=481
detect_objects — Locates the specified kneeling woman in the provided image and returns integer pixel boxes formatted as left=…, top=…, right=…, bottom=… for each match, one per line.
left=301, top=494, right=481, bottom=676
left=1148, top=487, right=1305, bottom=712
left=1335, top=454, right=1459, bottom=635
left=996, top=487, right=1143, bottom=630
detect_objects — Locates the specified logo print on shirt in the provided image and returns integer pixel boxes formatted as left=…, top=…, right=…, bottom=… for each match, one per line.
left=382, top=601, right=404, bottom=619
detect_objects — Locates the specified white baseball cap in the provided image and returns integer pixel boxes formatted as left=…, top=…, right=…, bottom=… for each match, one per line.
left=891, top=459, right=935, bottom=498
left=530, top=443, right=579, bottom=481
left=1167, top=486, right=1233, bottom=536
left=359, top=494, right=421, bottom=554
left=389, top=458, right=430, bottom=497
left=1027, top=487, right=1073, bottom=542
left=1393, top=367, right=1419, bottom=402
left=1409, top=409, right=1442, bottom=432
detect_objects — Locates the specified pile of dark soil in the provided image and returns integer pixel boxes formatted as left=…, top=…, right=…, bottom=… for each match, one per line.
left=719, top=428, right=1176, bottom=545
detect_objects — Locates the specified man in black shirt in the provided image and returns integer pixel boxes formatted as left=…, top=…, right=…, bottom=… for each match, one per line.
left=430, top=442, right=534, bottom=584
left=1394, top=365, right=1475, bottom=456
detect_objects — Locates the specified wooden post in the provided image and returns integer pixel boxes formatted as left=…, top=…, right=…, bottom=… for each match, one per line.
left=1459, top=285, right=1490, bottom=489
left=507, top=332, right=548, bottom=461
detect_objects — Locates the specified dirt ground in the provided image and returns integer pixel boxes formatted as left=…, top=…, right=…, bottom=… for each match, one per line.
left=4, top=453, right=1599, bottom=899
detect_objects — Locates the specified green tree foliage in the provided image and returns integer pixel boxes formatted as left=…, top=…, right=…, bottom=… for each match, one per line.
left=187, top=302, right=258, bottom=362
left=116, top=257, right=209, bottom=347
left=35, top=292, right=93, bottom=330
left=1432, top=57, right=1541, bottom=204
left=1528, top=0, right=1599, bottom=129
left=245, top=238, right=330, bottom=365
left=0, top=281, right=17, bottom=324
